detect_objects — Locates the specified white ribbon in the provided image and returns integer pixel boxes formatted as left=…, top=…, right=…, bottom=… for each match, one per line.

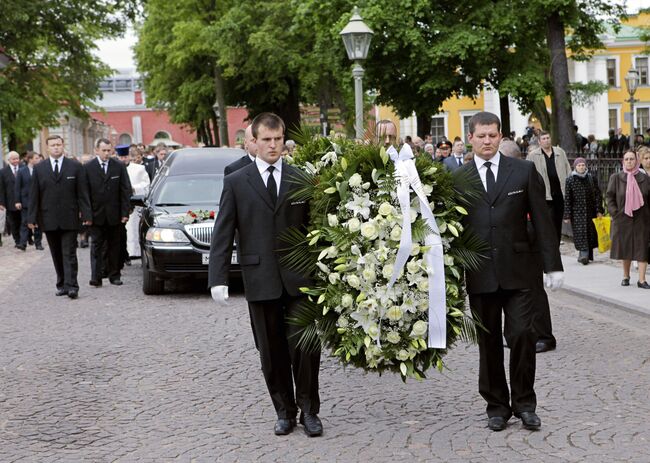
left=386, top=144, right=446, bottom=349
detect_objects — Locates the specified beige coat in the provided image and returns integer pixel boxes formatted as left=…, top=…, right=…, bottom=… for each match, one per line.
left=527, top=146, right=572, bottom=200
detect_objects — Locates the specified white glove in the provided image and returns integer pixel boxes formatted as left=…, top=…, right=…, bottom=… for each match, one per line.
left=211, top=285, right=229, bottom=305
left=544, top=271, right=564, bottom=291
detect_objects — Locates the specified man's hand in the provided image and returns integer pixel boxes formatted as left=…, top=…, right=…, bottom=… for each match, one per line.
left=82, top=220, right=92, bottom=226
left=27, top=223, right=37, bottom=230
left=15, top=202, right=22, bottom=210
left=544, top=271, right=564, bottom=291
left=211, top=285, right=229, bottom=305
left=121, top=216, right=129, bottom=223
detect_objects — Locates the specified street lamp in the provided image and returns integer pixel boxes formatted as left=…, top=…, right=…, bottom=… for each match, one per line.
left=624, top=67, right=640, bottom=149
left=340, top=6, right=373, bottom=140
left=212, top=99, right=220, bottom=146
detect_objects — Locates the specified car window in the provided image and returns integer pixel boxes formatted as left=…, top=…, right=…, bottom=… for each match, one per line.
left=154, top=176, right=225, bottom=206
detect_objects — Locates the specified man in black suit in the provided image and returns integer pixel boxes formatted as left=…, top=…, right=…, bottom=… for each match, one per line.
left=14, top=152, right=44, bottom=250
left=224, top=125, right=257, bottom=175
left=28, top=136, right=92, bottom=299
left=84, top=138, right=131, bottom=287
left=143, top=143, right=167, bottom=181
left=456, top=112, right=564, bottom=432
left=209, top=113, right=322, bottom=437
left=0, top=151, right=23, bottom=247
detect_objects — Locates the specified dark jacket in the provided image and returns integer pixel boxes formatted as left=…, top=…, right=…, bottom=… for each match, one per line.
left=224, top=155, right=253, bottom=176
left=208, top=161, right=311, bottom=301
left=14, top=165, right=35, bottom=207
left=84, top=157, right=132, bottom=226
left=28, top=157, right=92, bottom=231
left=456, top=155, right=563, bottom=294
left=0, top=165, right=18, bottom=211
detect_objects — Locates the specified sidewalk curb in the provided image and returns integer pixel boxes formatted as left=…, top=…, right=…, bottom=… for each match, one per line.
left=561, top=283, right=650, bottom=319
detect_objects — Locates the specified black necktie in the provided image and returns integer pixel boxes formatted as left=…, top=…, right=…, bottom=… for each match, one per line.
left=457, top=157, right=462, bottom=167
left=266, top=166, right=277, bottom=205
left=484, top=161, right=495, bottom=195
left=54, top=159, right=59, bottom=176
left=102, top=161, right=107, bottom=174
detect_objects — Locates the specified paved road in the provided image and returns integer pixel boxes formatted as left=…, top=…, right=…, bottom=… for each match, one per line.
left=1, top=246, right=649, bottom=462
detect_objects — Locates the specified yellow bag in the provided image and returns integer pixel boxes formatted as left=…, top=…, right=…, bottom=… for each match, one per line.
left=592, top=216, right=611, bottom=253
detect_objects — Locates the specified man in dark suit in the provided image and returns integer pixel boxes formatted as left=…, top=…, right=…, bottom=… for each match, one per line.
left=0, top=151, right=23, bottom=247
left=14, top=152, right=44, bottom=250
left=209, top=113, right=322, bottom=437
left=224, top=125, right=256, bottom=175
left=143, top=143, right=167, bottom=181
left=443, top=140, right=466, bottom=171
left=28, top=136, right=92, bottom=299
left=84, top=138, right=131, bottom=287
left=455, top=112, right=564, bottom=432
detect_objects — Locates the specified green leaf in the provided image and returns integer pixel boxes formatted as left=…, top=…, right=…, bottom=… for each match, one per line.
left=455, top=206, right=468, bottom=215
left=379, top=147, right=389, bottom=166
left=323, top=187, right=337, bottom=194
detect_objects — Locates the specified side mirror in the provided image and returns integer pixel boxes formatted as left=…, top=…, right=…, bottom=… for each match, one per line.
left=131, top=194, right=146, bottom=207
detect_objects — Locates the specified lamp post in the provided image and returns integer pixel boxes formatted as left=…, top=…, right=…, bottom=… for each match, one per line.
left=624, top=67, right=640, bottom=149
left=340, top=6, right=373, bottom=140
left=212, top=100, right=221, bottom=146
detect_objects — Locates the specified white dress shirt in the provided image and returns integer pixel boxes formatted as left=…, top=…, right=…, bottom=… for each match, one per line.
left=49, top=155, right=64, bottom=172
left=247, top=153, right=255, bottom=163
left=255, top=157, right=282, bottom=195
left=473, top=151, right=501, bottom=192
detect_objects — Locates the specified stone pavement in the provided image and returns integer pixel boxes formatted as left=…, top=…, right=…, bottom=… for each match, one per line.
left=0, top=241, right=649, bottom=462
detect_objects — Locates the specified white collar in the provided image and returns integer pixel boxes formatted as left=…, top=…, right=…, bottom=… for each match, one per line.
left=474, top=151, right=501, bottom=170
left=248, top=153, right=256, bottom=162
left=97, top=156, right=108, bottom=165
left=255, top=157, right=282, bottom=175
left=50, top=156, right=63, bottom=169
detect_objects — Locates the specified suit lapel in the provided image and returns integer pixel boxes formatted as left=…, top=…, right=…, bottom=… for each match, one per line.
left=468, top=161, right=490, bottom=205
left=489, top=155, right=513, bottom=205
left=246, top=164, right=274, bottom=210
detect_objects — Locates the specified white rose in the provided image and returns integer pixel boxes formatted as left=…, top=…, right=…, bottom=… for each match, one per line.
left=406, top=260, right=420, bottom=274
left=337, top=316, right=349, bottom=328
left=378, top=202, right=394, bottom=216
left=341, top=293, right=354, bottom=308
left=386, top=306, right=403, bottom=321
left=326, top=246, right=338, bottom=258
left=389, top=225, right=402, bottom=241
left=411, top=320, right=428, bottom=337
left=417, top=277, right=429, bottom=292
left=362, top=267, right=377, bottom=284
left=382, top=264, right=394, bottom=280
left=347, top=217, right=361, bottom=232
left=327, top=214, right=339, bottom=227
left=367, top=324, right=379, bottom=338
left=348, top=173, right=363, bottom=188
left=360, top=221, right=379, bottom=240
left=410, top=244, right=421, bottom=256
left=347, top=274, right=361, bottom=289
left=386, top=331, right=401, bottom=344
left=422, top=184, right=433, bottom=195
left=396, top=349, right=410, bottom=361
left=328, top=272, right=340, bottom=284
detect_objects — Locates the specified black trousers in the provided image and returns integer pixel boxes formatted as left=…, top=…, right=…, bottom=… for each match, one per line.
left=45, top=229, right=79, bottom=291
left=470, top=288, right=537, bottom=419
left=248, top=292, right=320, bottom=419
left=546, top=197, right=564, bottom=243
left=20, top=208, right=42, bottom=246
left=90, top=224, right=122, bottom=281
left=6, top=209, right=21, bottom=244
left=532, top=256, right=555, bottom=345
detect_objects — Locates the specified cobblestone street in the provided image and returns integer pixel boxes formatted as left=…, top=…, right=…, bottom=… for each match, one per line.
left=1, top=246, right=649, bottom=462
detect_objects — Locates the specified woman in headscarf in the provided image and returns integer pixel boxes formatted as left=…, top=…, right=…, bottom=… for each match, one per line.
left=606, top=150, right=650, bottom=288
left=564, top=157, right=603, bottom=265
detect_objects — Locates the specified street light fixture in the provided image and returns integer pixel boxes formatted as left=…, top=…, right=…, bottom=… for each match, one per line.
left=340, top=6, right=373, bottom=140
left=624, top=67, right=640, bottom=149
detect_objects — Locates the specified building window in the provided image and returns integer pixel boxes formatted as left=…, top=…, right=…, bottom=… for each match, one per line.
left=118, top=133, right=132, bottom=145
left=431, top=116, right=445, bottom=143
left=114, top=79, right=133, bottom=91
left=636, top=57, right=649, bottom=86
left=153, top=131, right=171, bottom=140
left=637, top=108, right=650, bottom=135
left=462, top=115, right=475, bottom=143
left=608, top=108, right=619, bottom=131
left=606, top=59, right=617, bottom=87
left=99, top=79, right=113, bottom=91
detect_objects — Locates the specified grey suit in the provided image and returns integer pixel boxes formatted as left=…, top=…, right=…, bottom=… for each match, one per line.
left=209, top=160, right=319, bottom=419
left=443, top=154, right=465, bottom=172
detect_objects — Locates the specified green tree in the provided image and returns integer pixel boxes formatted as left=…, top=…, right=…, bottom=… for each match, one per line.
left=0, top=0, right=137, bottom=150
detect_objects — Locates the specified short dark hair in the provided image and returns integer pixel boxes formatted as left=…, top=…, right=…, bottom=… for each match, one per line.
left=468, top=112, right=501, bottom=134
left=95, top=138, right=111, bottom=148
left=251, top=112, right=285, bottom=138
left=24, top=151, right=35, bottom=162
left=539, top=130, right=550, bottom=137
left=46, top=135, right=64, bottom=145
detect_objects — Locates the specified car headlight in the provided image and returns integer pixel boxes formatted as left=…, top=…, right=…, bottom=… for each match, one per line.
left=145, top=227, right=190, bottom=244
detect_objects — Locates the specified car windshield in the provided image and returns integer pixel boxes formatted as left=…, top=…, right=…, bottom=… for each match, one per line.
left=154, top=175, right=224, bottom=206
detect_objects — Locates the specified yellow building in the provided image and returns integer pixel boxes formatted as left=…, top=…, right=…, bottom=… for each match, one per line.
left=384, top=12, right=650, bottom=144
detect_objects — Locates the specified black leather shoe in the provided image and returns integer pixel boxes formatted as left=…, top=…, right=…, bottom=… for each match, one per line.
left=517, top=411, right=541, bottom=430
left=67, top=290, right=78, bottom=300
left=299, top=413, right=323, bottom=437
left=637, top=281, right=650, bottom=289
left=35, top=244, right=44, bottom=250
left=16, top=244, right=26, bottom=251
left=109, top=278, right=123, bottom=286
left=488, top=416, right=507, bottom=431
left=89, top=279, right=102, bottom=287
left=274, top=418, right=296, bottom=435
left=536, top=341, right=556, bottom=353
left=621, top=278, right=630, bottom=286
left=55, top=289, right=68, bottom=297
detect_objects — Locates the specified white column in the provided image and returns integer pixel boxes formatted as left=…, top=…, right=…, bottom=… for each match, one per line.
left=592, top=58, right=609, bottom=139
left=572, top=60, right=590, bottom=136
left=483, top=86, right=501, bottom=118
left=399, top=113, right=417, bottom=139
left=132, top=116, right=142, bottom=143
left=509, top=98, right=530, bottom=139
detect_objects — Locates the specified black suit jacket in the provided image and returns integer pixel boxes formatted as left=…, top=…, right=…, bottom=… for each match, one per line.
left=14, top=166, right=34, bottom=206
left=84, top=158, right=132, bottom=226
left=208, top=161, right=311, bottom=301
left=456, top=155, right=563, bottom=294
left=0, top=165, right=18, bottom=211
left=143, top=157, right=160, bottom=181
left=28, top=157, right=92, bottom=231
left=224, top=155, right=253, bottom=175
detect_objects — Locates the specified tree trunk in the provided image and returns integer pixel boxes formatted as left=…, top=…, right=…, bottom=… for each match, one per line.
left=416, top=111, right=431, bottom=138
left=499, top=94, right=511, bottom=137
left=275, top=77, right=301, bottom=136
left=546, top=11, right=576, bottom=152
left=214, top=65, right=229, bottom=147
left=531, top=100, right=551, bottom=132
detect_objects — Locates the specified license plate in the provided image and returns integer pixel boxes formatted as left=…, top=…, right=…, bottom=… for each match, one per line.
left=202, top=252, right=238, bottom=264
